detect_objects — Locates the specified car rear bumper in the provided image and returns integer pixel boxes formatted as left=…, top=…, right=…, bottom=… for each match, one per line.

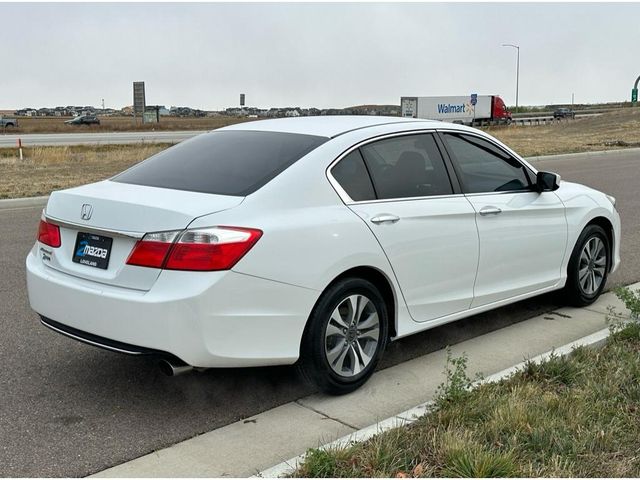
left=40, top=315, right=182, bottom=357
left=26, top=248, right=319, bottom=368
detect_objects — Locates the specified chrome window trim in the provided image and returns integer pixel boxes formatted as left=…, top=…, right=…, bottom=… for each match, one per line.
left=326, top=128, right=462, bottom=205
left=342, top=192, right=465, bottom=206
left=45, top=215, right=145, bottom=239
left=464, top=189, right=539, bottom=197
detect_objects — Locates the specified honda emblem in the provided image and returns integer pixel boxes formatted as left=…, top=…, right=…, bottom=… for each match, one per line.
left=80, top=204, right=93, bottom=220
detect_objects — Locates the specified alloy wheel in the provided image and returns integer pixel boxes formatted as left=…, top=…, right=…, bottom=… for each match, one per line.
left=578, top=236, right=607, bottom=295
left=324, top=294, right=380, bottom=378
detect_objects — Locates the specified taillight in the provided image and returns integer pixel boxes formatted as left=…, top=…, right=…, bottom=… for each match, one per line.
left=38, top=219, right=61, bottom=248
left=125, top=231, right=179, bottom=268
left=126, top=227, right=262, bottom=271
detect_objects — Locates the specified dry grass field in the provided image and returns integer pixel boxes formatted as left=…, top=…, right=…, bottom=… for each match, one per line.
left=1, top=115, right=250, bottom=134
left=487, top=107, right=640, bottom=157
left=0, top=143, right=171, bottom=199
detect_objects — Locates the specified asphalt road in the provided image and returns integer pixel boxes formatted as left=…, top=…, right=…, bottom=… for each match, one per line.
left=0, top=149, right=638, bottom=476
left=0, top=131, right=203, bottom=147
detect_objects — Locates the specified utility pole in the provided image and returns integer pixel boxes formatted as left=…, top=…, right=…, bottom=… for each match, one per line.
left=101, top=98, right=105, bottom=112
left=502, top=44, right=520, bottom=114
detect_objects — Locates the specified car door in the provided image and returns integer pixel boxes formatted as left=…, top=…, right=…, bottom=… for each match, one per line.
left=439, top=131, right=567, bottom=307
left=329, top=132, right=479, bottom=323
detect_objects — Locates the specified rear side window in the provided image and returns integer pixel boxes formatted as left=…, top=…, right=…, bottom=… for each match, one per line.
left=113, top=130, right=328, bottom=196
left=360, top=133, right=454, bottom=199
left=442, top=133, right=532, bottom=194
left=331, top=150, right=376, bottom=201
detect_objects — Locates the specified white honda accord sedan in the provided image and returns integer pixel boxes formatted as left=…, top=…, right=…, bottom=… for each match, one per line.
left=27, top=116, right=620, bottom=394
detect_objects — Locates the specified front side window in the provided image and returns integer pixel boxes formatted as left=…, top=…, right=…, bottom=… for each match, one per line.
left=442, top=133, right=531, bottom=194
left=359, top=134, right=454, bottom=200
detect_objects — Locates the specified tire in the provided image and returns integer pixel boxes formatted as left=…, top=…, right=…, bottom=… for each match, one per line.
left=298, top=277, right=389, bottom=395
left=563, top=224, right=610, bottom=307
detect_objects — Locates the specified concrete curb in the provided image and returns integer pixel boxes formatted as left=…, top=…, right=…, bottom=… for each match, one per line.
left=257, top=327, right=612, bottom=478
left=0, top=195, right=48, bottom=210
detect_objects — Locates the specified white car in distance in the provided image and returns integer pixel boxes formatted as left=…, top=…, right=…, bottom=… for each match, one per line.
left=26, top=116, right=621, bottom=394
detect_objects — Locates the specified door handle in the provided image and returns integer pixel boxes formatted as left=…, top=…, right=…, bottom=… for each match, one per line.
left=479, top=206, right=502, bottom=216
left=371, top=214, right=400, bottom=224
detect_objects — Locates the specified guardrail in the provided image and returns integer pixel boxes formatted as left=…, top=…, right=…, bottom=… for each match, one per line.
left=513, top=116, right=563, bottom=126
left=496, top=112, right=602, bottom=127
left=511, top=112, right=602, bottom=126
left=476, top=116, right=572, bottom=127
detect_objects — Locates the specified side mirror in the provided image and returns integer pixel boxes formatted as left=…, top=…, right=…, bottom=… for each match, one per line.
left=536, top=171, right=561, bottom=192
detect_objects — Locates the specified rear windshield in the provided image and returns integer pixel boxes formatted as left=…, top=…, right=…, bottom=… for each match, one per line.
left=112, top=130, right=328, bottom=196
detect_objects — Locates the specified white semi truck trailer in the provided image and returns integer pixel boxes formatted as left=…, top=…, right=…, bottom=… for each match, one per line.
left=401, top=95, right=512, bottom=126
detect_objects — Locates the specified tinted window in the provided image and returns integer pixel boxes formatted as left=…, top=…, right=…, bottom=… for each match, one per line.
left=442, top=133, right=531, bottom=194
left=360, top=134, right=453, bottom=199
left=113, top=130, right=328, bottom=196
left=331, top=149, right=376, bottom=201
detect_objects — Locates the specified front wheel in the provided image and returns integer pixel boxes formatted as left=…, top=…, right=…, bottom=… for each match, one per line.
left=563, top=224, right=610, bottom=306
left=298, top=278, right=388, bottom=395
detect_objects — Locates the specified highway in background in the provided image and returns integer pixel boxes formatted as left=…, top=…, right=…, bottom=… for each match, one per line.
left=0, top=149, right=638, bottom=476
left=0, top=130, right=204, bottom=147
left=0, top=114, right=601, bottom=146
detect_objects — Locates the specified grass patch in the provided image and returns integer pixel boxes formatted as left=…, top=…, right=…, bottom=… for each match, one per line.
left=0, top=143, right=170, bottom=198
left=294, top=289, right=640, bottom=478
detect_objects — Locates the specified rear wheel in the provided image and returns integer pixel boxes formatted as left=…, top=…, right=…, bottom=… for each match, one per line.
left=563, top=224, right=610, bottom=306
left=298, top=278, right=388, bottom=395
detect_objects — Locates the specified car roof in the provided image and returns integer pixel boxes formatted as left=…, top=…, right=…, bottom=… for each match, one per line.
left=218, top=115, right=445, bottom=138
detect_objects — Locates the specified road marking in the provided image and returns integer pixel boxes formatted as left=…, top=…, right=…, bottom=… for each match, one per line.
left=0, top=205, right=44, bottom=213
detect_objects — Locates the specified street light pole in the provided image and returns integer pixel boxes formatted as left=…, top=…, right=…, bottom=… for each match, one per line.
left=502, top=44, right=520, bottom=114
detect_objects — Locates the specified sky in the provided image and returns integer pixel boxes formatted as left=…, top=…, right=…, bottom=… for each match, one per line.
left=1, top=2, right=639, bottom=110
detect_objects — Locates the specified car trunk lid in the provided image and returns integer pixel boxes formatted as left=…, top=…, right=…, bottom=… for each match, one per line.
left=42, top=180, right=243, bottom=290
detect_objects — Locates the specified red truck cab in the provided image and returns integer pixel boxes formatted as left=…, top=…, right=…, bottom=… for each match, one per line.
left=492, top=96, right=512, bottom=122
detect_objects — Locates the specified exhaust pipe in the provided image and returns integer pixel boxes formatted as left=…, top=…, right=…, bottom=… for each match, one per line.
left=158, top=358, right=194, bottom=376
